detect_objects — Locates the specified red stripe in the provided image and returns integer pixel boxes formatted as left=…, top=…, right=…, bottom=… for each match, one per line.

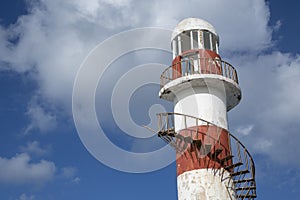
left=176, top=125, right=232, bottom=176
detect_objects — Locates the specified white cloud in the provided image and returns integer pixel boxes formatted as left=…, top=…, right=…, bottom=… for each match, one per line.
left=71, top=177, right=81, bottom=184
left=0, top=153, right=56, bottom=185
left=229, top=52, right=300, bottom=166
left=25, top=100, right=57, bottom=134
left=0, top=0, right=273, bottom=108
left=0, top=0, right=275, bottom=136
left=17, top=193, right=35, bottom=200
left=60, top=167, right=80, bottom=184
left=254, top=139, right=273, bottom=152
left=61, top=166, right=77, bottom=179
left=0, top=152, right=79, bottom=186
left=20, top=141, right=51, bottom=156
left=236, top=125, right=254, bottom=136
left=274, top=20, right=282, bottom=31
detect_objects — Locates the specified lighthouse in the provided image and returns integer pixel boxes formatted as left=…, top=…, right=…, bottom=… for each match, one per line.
left=156, top=18, right=257, bottom=199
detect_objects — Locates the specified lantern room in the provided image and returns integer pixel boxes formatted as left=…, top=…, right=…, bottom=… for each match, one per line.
left=171, top=18, right=220, bottom=58
left=170, top=18, right=222, bottom=78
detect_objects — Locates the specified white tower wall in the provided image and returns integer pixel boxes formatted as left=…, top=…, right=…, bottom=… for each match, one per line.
left=173, top=82, right=236, bottom=200
left=174, top=83, right=228, bottom=131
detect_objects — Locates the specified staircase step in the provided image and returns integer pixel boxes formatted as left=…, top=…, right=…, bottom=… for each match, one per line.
left=175, top=134, right=184, bottom=140
left=204, top=144, right=212, bottom=154
left=211, top=148, right=223, bottom=157
left=235, top=186, right=256, bottom=191
left=191, top=140, right=202, bottom=152
left=158, top=128, right=175, bottom=136
left=237, top=194, right=257, bottom=198
left=184, top=136, right=193, bottom=143
left=175, top=134, right=187, bottom=149
left=225, top=162, right=243, bottom=170
left=234, top=178, right=254, bottom=184
left=220, top=155, right=233, bottom=163
left=167, top=128, right=176, bottom=136
left=209, top=148, right=223, bottom=161
left=157, top=131, right=165, bottom=136
left=231, top=170, right=250, bottom=177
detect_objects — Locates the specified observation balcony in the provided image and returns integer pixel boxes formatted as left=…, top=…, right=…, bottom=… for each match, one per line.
left=159, top=57, right=241, bottom=111
left=160, top=57, right=239, bottom=88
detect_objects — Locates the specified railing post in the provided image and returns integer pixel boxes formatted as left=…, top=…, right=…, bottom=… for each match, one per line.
left=237, top=141, right=242, bottom=163
left=158, top=114, right=161, bottom=131
left=184, top=115, right=187, bottom=130
left=244, top=149, right=249, bottom=169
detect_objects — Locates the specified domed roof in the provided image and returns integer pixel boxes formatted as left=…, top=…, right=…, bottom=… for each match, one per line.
left=171, top=18, right=218, bottom=41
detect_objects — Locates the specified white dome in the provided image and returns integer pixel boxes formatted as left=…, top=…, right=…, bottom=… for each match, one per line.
left=171, top=18, right=218, bottom=41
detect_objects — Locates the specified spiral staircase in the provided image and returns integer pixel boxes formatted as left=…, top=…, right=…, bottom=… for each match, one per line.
left=155, top=112, right=257, bottom=200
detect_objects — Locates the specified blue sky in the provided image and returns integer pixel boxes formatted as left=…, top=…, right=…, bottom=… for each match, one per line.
left=1, top=0, right=300, bottom=199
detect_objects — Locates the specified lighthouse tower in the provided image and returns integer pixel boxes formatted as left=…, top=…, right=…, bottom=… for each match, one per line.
left=156, top=18, right=257, bottom=199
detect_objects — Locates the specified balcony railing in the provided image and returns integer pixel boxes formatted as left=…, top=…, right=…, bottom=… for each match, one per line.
left=160, top=58, right=239, bottom=88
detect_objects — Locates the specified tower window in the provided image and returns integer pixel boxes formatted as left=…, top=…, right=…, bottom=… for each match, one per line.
left=211, top=34, right=218, bottom=52
left=172, top=39, right=178, bottom=56
left=203, top=31, right=211, bottom=50
left=192, top=31, right=198, bottom=49
left=181, top=31, right=191, bottom=52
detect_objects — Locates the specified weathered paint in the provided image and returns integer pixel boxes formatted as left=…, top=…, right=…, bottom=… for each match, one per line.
left=177, top=169, right=236, bottom=200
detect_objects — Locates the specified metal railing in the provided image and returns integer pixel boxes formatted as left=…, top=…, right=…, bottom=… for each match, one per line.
left=160, top=58, right=239, bottom=87
left=155, top=112, right=256, bottom=199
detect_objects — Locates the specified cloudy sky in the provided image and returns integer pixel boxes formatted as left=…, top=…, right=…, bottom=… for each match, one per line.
left=1, top=0, right=300, bottom=199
